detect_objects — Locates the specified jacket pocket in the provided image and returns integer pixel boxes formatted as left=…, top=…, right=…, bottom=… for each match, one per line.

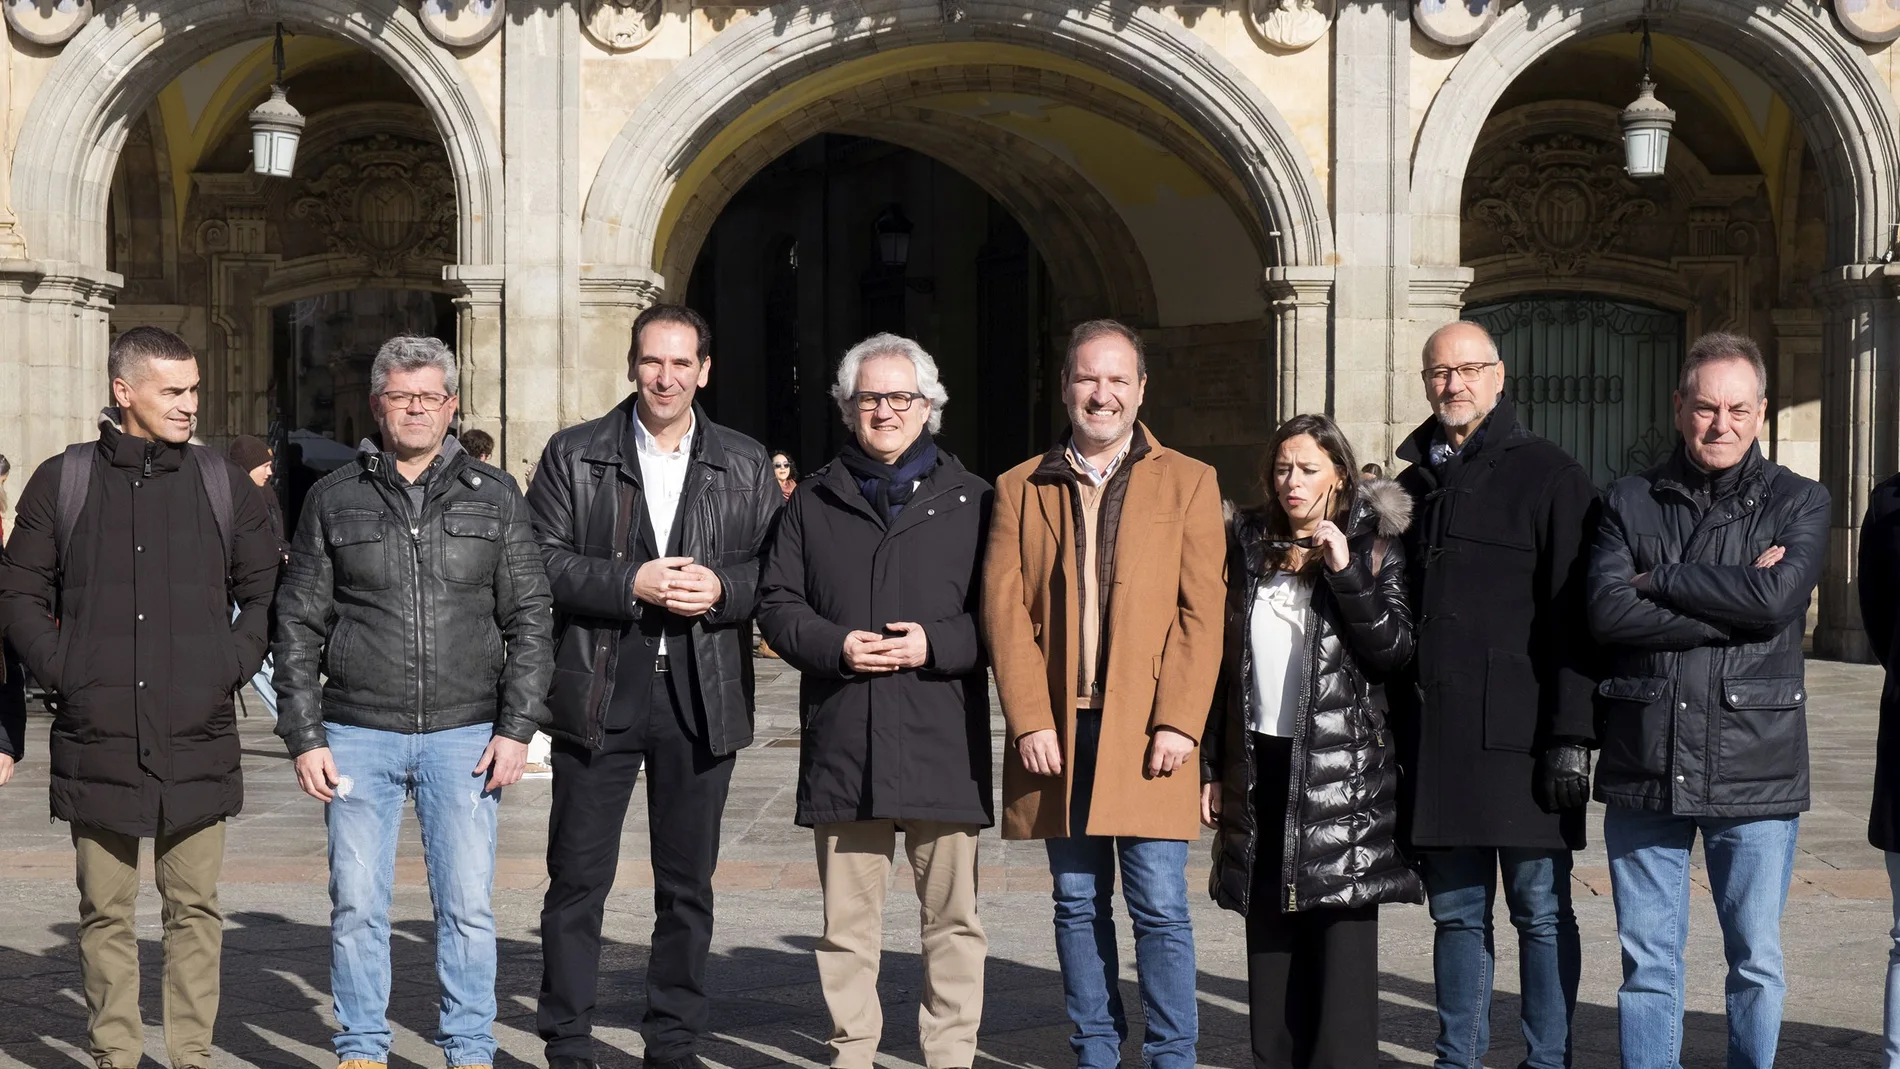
left=1482, top=649, right=1537, bottom=753
left=328, top=517, right=389, bottom=592
left=1596, top=676, right=1672, bottom=780
left=1718, top=676, right=1807, bottom=783
left=441, top=503, right=503, bottom=585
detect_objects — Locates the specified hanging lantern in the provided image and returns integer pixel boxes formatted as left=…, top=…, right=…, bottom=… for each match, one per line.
left=1621, top=23, right=1676, bottom=179
left=249, top=24, right=304, bottom=178
left=874, top=204, right=914, bottom=269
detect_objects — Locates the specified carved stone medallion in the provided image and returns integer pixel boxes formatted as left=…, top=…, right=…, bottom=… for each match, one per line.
left=1247, top=0, right=1334, bottom=52
left=1834, top=0, right=1900, bottom=44
left=1467, top=135, right=1660, bottom=275
left=418, top=0, right=505, bottom=49
left=4, top=0, right=92, bottom=47
left=1414, top=0, right=1498, bottom=48
left=583, top=0, right=663, bottom=52
left=293, top=135, right=456, bottom=277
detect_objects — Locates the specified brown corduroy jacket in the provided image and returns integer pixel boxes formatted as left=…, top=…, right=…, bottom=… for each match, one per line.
left=981, top=426, right=1227, bottom=841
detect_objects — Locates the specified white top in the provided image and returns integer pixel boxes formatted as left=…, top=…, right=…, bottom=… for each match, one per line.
left=1248, top=571, right=1311, bottom=738
left=634, top=410, right=695, bottom=656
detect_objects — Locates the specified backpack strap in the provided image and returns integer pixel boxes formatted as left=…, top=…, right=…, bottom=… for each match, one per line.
left=190, top=444, right=236, bottom=581
left=54, top=442, right=94, bottom=575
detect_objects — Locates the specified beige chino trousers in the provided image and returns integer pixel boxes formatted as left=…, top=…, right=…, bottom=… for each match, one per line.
left=71, top=820, right=226, bottom=1069
left=813, top=819, right=987, bottom=1069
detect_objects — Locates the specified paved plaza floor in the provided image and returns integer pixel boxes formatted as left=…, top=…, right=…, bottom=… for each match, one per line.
left=0, top=658, right=1894, bottom=1068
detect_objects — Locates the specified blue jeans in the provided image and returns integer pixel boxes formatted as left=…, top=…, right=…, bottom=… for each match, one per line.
left=1885, top=852, right=1900, bottom=1069
left=1043, top=711, right=1197, bottom=1069
left=1603, top=807, right=1798, bottom=1069
left=1417, top=847, right=1579, bottom=1069
left=325, top=723, right=501, bottom=1066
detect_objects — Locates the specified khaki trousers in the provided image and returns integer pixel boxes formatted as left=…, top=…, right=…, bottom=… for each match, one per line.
left=72, top=821, right=226, bottom=1069
left=813, top=820, right=987, bottom=1069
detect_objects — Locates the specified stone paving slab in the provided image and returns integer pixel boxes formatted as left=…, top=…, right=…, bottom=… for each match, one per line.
left=0, top=659, right=1893, bottom=1068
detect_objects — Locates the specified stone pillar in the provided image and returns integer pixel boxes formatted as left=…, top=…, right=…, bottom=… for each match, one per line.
left=502, top=1, right=583, bottom=471
left=445, top=263, right=508, bottom=463
left=0, top=261, right=121, bottom=477
left=1770, top=308, right=1823, bottom=481
left=1330, top=0, right=1410, bottom=463
left=1264, top=266, right=1334, bottom=425
left=1812, top=267, right=1900, bottom=663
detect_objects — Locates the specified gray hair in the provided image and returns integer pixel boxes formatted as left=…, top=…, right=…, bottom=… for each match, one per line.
left=830, top=333, right=949, bottom=434
left=370, top=334, right=459, bottom=398
left=1680, top=331, right=1767, bottom=399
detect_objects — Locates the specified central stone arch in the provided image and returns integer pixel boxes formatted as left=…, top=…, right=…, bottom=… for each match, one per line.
left=580, top=0, right=1334, bottom=285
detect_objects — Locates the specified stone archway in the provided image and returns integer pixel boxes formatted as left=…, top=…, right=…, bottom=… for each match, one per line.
left=1410, top=0, right=1900, bottom=660
left=580, top=0, right=1333, bottom=283
left=1, top=0, right=503, bottom=472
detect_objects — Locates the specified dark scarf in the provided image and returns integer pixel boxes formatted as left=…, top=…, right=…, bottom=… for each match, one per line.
left=839, top=432, right=939, bottom=525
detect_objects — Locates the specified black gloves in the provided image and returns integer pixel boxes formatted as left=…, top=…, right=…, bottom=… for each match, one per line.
left=1533, top=742, right=1592, bottom=813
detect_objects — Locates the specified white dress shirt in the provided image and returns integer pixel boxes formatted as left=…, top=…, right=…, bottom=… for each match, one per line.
left=1067, top=434, right=1133, bottom=487
left=634, top=410, right=695, bottom=656
left=1248, top=571, right=1311, bottom=738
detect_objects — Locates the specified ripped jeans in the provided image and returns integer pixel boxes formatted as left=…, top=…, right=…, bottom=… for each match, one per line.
left=324, top=722, right=501, bottom=1066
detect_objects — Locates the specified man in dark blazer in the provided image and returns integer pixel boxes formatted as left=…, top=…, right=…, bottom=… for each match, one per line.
left=1393, top=320, right=1599, bottom=1069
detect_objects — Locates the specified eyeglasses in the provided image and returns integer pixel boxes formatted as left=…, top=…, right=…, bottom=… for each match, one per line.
left=1421, top=362, right=1500, bottom=387
left=773, top=462, right=791, bottom=470
left=852, top=391, right=925, bottom=412
left=380, top=391, right=452, bottom=411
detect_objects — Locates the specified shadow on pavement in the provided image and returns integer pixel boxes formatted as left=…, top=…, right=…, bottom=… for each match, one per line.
left=0, top=910, right=1885, bottom=1069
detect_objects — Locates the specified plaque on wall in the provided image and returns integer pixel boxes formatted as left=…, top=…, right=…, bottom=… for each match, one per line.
left=4, top=0, right=92, bottom=47
left=1834, top=0, right=1900, bottom=44
left=1247, top=0, right=1335, bottom=52
left=419, top=0, right=505, bottom=49
left=1414, top=0, right=1498, bottom=48
left=583, top=0, right=663, bottom=52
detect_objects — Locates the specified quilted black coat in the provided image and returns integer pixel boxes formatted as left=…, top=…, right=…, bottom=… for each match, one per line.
left=1204, top=479, right=1424, bottom=914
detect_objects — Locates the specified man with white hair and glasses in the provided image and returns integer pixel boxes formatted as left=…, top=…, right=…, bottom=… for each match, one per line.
left=758, top=333, right=994, bottom=1069
left=274, top=333, right=555, bottom=1069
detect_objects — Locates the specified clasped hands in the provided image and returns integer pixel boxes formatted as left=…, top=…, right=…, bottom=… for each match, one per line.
left=842, top=623, right=929, bottom=673
left=633, top=556, right=723, bottom=617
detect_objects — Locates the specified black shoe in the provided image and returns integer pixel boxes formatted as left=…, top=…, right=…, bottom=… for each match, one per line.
left=641, top=1056, right=707, bottom=1069
left=547, top=1057, right=598, bottom=1069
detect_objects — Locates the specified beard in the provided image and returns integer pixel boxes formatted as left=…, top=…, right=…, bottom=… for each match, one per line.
left=1434, top=396, right=1496, bottom=429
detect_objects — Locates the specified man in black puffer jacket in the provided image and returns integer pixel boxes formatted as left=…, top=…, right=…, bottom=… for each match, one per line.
left=273, top=334, right=553, bottom=1069
left=0, top=327, right=281, bottom=1069
left=1588, top=331, right=1827, bottom=1069
left=528, top=304, right=781, bottom=1069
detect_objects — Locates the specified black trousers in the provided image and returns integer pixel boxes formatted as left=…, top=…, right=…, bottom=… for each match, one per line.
left=538, top=667, right=737, bottom=1061
left=1247, top=733, right=1380, bottom=1069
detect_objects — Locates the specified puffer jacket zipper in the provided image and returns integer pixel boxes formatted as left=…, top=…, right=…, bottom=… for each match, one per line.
left=1281, top=585, right=1321, bottom=913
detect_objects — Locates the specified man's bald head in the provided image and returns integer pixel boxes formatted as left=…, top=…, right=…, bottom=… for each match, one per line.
left=1419, top=320, right=1505, bottom=431
left=1422, top=320, right=1499, bottom=367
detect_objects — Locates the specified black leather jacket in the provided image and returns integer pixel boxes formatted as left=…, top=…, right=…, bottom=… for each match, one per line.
left=1589, top=443, right=1829, bottom=817
left=1205, top=480, right=1424, bottom=914
left=526, top=399, right=781, bottom=754
left=273, top=441, right=555, bottom=756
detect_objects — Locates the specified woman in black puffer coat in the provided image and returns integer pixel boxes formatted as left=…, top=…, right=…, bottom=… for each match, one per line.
left=1201, top=413, right=1422, bottom=1069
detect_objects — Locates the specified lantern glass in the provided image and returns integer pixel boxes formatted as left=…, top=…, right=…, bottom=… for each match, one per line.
left=1623, top=126, right=1669, bottom=178
left=877, top=229, right=910, bottom=269
left=252, top=128, right=300, bottom=178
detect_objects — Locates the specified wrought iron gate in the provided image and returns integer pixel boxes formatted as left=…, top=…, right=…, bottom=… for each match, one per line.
left=1464, top=297, right=1684, bottom=486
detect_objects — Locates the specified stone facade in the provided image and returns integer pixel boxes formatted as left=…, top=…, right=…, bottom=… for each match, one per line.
left=0, top=0, right=1894, bottom=658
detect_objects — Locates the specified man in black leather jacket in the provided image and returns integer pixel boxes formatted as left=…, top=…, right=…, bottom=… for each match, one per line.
left=273, top=334, right=554, bottom=1069
left=528, top=304, right=780, bottom=1069
left=1588, top=331, right=1828, bottom=1069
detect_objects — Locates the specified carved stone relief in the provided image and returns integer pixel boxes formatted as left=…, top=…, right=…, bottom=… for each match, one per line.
left=1833, top=0, right=1900, bottom=44
left=1467, top=134, right=1660, bottom=275
left=292, top=134, right=456, bottom=277
left=4, top=0, right=92, bottom=47
left=1414, top=0, right=1497, bottom=48
left=1247, top=0, right=1334, bottom=52
left=418, top=0, right=505, bottom=49
left=583, top=0, right=663, bottom=52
